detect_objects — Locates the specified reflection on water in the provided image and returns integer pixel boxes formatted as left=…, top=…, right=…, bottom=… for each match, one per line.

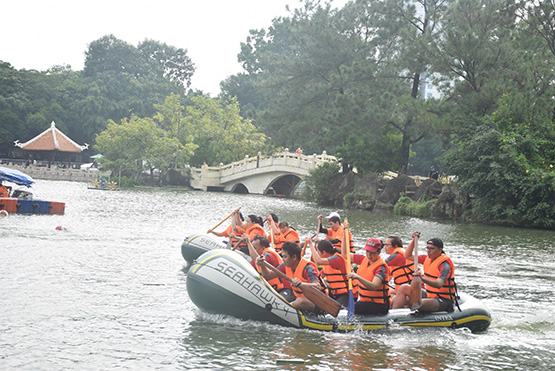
left=1, top=180, right=554, bottom=369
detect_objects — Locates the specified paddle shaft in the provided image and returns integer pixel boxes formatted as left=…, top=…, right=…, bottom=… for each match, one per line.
left=259, top=260, right=341, bottom=317
left=260, top=260, right=292, bottom=283
left=344, top=223, right=353, bottom=291
left=343, top=219, right=355, bottom=318
left=207, top=209, right=237, bottom=233
left=410, top=234, right=422, bottom=310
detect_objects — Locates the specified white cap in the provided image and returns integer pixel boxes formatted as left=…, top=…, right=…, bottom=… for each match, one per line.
left=325, top=211, right=340, bottom=219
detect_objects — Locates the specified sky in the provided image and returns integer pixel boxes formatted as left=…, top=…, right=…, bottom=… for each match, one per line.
left=0, top=0, right=311, bottom=96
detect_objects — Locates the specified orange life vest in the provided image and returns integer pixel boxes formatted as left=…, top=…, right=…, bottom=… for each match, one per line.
left=223, top=225, right=245, bottom=247
left=320, top=253, right=348, bottom=297
left=245, top=224, right=266, bottom=240
left=389, top=247, right=415, bottom=288
left=256, top=247, right=284, bottom=291
left=284, top=258, right=318, bottom=299
left=423, top=254, right=456, bottom=300
left=273, top=228, right=300, bottom=251
left=326, top=226, right=354, bottom=253
left=354, top=256, right=390, bottom=304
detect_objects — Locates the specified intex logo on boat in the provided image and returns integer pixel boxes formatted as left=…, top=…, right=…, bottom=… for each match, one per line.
left=215, top=260, right=293, bottom=316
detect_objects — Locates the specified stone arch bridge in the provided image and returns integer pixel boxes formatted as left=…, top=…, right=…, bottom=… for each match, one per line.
left=190, top=151, right=337, bottom=196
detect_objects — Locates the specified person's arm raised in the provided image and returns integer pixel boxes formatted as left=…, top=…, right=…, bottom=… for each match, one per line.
left=404, top=231, right=420, bottom=259
left=308, top=239, right=329, bottom=266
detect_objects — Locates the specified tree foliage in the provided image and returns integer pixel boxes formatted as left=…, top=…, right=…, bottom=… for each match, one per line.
left=185, top=96, right=268, bottom=166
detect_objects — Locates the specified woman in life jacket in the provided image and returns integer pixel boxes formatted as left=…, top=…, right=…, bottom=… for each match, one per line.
left=257, top=242, right=322, bottom=312
left=309, top=239, right=350, bottom=307
left=271, top=220, right=300, bottom=252
left=392, top=233, right=457, bottom=312
left=384, top=235, right=414, bottom=291
left=346, top=238, right=390, bottom=315
left=208, top=210, right=245, bottom=248
left=235, top=214, right=267, bottom=254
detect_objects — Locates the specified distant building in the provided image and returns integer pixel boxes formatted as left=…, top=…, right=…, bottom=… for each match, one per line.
left=14, top=121, right=88, bottom=163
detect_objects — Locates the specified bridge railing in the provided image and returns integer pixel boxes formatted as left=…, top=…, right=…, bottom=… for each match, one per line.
left=219, top=151, right=336, bottom=178
left=190, top=151, right=337, bottom=190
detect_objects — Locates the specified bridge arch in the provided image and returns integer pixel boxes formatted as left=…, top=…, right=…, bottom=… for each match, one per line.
left=190, top=151, right=337, bottom=196
left=231, top=183, right=249, bottom=194
left=265, top=174, right=302, bottom=197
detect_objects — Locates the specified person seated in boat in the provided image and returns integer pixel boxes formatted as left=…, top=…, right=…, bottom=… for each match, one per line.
left=391, top=234, right=457, bottom=312
left=308, top=239, right=350, bottom=307
left=267, top=216, right=300, bottom=252
left=384, top=235, right=415, bottom=292
left=317, top=212, right=354, bottom=253
left=346, top=238, right=390, bottom=315
left=208, top=210, right=245, bottom=248
left=257, top=242, right=322, bottom=312
left=245, top=236, right=295, bottom=302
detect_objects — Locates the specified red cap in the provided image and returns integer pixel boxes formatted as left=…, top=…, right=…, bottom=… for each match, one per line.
left=364, top=238, right=383, bottom=253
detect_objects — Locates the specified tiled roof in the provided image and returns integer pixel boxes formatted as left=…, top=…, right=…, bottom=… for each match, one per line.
left=15, top=121, right=88, bottom=153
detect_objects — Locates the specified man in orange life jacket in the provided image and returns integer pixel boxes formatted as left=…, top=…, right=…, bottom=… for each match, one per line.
left=245, top=236, right=295, bottom=302
left=257, top=242, right=322, bottom=312
left=392, top=233, right=457, bottom=312
left=317, top=212, right=354, bottom=253
left=346, top=238, right=390, bottom=315
left=309, top=239, right=350, bottom=307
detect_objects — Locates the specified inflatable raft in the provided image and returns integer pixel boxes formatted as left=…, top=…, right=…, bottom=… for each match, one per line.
left=181, top=234, right=228, bottom=266
left=187, top=249, right=492, bottom=333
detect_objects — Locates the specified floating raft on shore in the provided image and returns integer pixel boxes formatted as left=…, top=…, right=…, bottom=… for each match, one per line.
left=186, top=249, right=492, bottom=333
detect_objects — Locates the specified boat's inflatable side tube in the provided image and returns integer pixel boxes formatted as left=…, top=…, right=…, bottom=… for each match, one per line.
left=181, top=234, right=227, bottom=264
left=187, top=249, right=301, bottom=328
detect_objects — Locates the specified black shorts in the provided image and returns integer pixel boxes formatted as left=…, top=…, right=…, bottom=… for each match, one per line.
left=435, top=298, right=454, bottom=312
left=354, top=301, right=389, bottom=315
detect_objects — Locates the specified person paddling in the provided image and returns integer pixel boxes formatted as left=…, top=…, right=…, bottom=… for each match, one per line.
left=257, top=242, right=322, bottom=312
left=245, top=236, right=295, bottom=302
left=309, top=239, right=350, bottom=307
left=235, top=213, right=267, bottom=254
left=346, top=238, right=390, bottom=315
left=317, top=212, right=354, bottom=253
left=391, top=233, right=457, bottom=312
left=384, top=235, right=415, bottom=291
left=268, top=215, right=300, bottom=252
left=208, top=210, right=245, bottom=248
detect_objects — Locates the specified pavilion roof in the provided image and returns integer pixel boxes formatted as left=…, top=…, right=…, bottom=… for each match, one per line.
left=14, top=121, right=88, bottom=153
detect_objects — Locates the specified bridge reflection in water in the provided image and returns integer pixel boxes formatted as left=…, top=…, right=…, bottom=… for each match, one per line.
left=190, top=151, right=336, bottom=197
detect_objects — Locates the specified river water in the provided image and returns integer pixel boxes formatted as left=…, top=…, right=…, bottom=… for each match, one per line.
left=1, top=180, right=554, bottom=370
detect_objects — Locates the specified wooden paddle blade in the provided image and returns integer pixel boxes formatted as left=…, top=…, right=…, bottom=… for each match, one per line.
left=409, top=276, right=422, bottom=310
left=301, top=284, right=341, bottom=317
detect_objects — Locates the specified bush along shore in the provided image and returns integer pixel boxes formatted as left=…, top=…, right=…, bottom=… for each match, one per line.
left=304, top=163, right=468, bottom=222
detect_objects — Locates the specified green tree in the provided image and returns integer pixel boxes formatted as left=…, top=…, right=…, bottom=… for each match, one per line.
left=95, top=115, right=195, bottom=181
left=185, top=96, right=268, bottom=166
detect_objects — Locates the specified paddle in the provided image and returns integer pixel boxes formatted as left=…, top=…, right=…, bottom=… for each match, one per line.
left=207, top=208, right=239, bottom=234
left=409, top=232, right=422, bottom=310
left=343, top=218, right=355, bottom=319
left=259, top=260, right=341, bottom=317
left=270, top=223, right=276, bottom=248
